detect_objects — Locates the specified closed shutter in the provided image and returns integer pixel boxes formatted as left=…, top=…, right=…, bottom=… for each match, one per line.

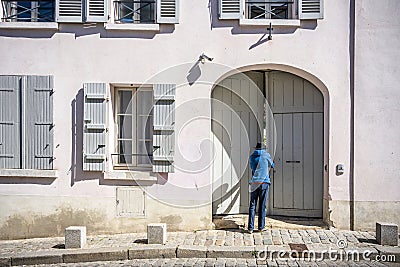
left=152, top=84, right=175, bottom=173
left=299, top=0, right=323, bottom=19
left=86, top=0, right=107, bottom=22
left=57, top=0, right=83, bottom=22
left=156, top=0, right=179, bottom=24
left=83, top=83, right=107, bottom=171
left=0, top=76, right=20, bottom=169
left=25, top=76, right=54, bottom=170
left=219, top=0, right=242, bottom=19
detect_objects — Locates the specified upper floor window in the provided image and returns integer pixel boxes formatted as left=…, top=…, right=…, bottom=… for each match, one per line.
left=1, top=0, right=55, bottom=22
left=114, top=0, right=156, bottom=24
left=219, top=0, right=323, bottom=21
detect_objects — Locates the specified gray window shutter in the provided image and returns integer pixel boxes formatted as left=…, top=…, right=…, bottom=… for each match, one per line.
left=25, top=76, right=54, bottom=170
left=219, top=0, right=242, bottom=19
left=152, top=84, right=175, bottom=173
left=86, top=0, right=107, bottom=22
left=156, top=0, right=179, bottom=24
left=57, top=0, right=83, bottom=22
left=299, top=0, right=323, bottom=19
left=83, top=83, right=107, bottom=171
left=0, top=76, right=21, bottom=169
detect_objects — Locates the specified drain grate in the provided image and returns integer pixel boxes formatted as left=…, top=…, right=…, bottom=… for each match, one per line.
left=289, top=243, right=308, bottom=252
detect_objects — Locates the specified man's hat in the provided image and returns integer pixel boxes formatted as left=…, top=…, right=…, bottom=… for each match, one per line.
left=254, top=142, right=262, bottom=149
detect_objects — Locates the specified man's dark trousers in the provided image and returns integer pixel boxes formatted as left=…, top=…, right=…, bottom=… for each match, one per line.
left=248, top=183, right=270, bottom=231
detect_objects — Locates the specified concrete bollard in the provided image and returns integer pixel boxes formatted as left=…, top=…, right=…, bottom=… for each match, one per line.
left=147, top=223, right=167, bottom=244
left=376, top=222, right=398, bottom=246
left=65, top=226, right=87, bottom=249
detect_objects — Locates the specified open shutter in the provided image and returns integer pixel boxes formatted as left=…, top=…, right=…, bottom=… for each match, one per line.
left=0, top=76, right=20, bottom=169
left=219, top=0, right=242, bottom=19
left=25, top=76, right=54, bottom=170
left=299, top=0, right=323, bottom=19
left=86, top=0, right=107, bottom=22
left=57, top=0, right=83, bottom=22
left=83, top=83, right=107, bottom=171
left=157, top=0, right=179, bottom=24
left=152, top=84, right=175, bottom=173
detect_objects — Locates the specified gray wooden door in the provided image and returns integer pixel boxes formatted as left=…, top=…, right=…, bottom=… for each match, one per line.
left=267, top=71, right=323, bottom=217
left=212, top=72, right=264, bottom=215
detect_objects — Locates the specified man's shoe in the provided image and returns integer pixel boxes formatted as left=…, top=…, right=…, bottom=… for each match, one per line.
left=248, top=229, right=253, bottom=234
left=258, top=228, right=266, bottom=232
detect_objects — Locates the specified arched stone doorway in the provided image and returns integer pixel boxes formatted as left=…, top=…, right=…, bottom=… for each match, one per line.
left=211, top=70, right=324, bottom=218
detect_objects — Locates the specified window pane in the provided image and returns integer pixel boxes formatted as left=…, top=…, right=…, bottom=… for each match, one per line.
left=119, top=1, right=134, bottom=23
left=137, top=141, right=152, bottom=165
left=118, top=140, right=132, bottom=164
left=118, top=90, right=132, bottom=114
left=17, top=1, right=32, bottom=21
left=139, top=0, right=154, bottom=23
left=137, top=116, right=152, bottom=140
left=38, top=0, right=55, bottom=22
left=136, top=89, right=153, bottom=115
left=118, top=115, right=133, bottom=139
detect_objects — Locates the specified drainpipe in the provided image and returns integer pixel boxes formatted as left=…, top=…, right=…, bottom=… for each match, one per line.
left=349, top=0, right=356, bottom=230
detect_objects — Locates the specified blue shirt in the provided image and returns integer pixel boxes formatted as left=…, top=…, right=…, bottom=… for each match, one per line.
left=249, top=149, right=274, bottom=184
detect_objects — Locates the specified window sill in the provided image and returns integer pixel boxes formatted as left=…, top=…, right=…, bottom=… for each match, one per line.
left=104, top=170, right=157, bottom=181
left=0, top=169, right=58, bottom=178
left=239, top=19, right=301, bottom=27
left=0, top=22, right=58, bottom=30
left=105, top=23, right=160, bottom=31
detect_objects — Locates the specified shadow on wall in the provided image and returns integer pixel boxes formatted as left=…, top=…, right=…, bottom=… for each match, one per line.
left=0, top=23, right=175, bottom=39
left=70, top=88, right=103, bottom=185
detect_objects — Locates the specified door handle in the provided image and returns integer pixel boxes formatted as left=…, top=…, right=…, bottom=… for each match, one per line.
left=286, top=160, right=301, bottom=163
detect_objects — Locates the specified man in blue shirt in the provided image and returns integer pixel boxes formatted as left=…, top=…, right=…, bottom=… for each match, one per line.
left=248, top=142, right=274, bottom=233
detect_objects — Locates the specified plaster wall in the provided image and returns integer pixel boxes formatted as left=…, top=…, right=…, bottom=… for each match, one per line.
left=0, top=0, right=355, bottom=238
left=353, top=0, right=400, bottom=230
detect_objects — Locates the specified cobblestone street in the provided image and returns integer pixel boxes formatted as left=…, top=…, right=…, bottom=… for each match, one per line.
left=0, top=229, right=380, bottom=257
left=25, top=258, right=400, bottom=267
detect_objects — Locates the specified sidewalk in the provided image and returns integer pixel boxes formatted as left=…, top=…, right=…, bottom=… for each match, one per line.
left=0, top=229, right=399, bottom=266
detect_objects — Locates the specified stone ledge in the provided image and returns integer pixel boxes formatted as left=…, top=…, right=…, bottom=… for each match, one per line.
left=11, top=251, right=63, bottom=266
left=177, top=245, right=207, bottom=258
left=0, top=22, right=58, bottom=29
left=128, top=245, right=176, bottom=259
left=62, top=247, right=128, bottom=263
left=105, top=23, right=159, bottom=31
left=0, top=169, right=58, bottom=178
left=207, top=246, right=256, bottom=258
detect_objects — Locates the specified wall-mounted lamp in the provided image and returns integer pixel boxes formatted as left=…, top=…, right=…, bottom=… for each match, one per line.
left=199, top=53, right=214, bottom=64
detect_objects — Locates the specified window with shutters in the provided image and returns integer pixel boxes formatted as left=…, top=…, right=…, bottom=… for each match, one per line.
left=113, top=87, right=153, bottom=170
left=0, top=75, right=54, bottom=170
left=1, top=0, right=55, bottom=22
left=219, top=0, right=323, bottom=21
left=111, top=0, right=178, bottom=24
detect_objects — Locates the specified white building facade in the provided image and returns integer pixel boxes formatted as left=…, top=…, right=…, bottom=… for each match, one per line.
left=0, top=0, right=399, bottom=239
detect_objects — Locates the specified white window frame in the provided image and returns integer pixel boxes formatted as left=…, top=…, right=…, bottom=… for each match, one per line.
left=113, top=86, right=153, bottom=171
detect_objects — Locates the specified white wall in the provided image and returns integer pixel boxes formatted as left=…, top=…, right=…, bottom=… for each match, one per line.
left=0, top=0, right=358, bottom=237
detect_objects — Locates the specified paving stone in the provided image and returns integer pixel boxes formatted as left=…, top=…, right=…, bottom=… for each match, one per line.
left=310, top=237, right=321, bottom=243
left=214, top=258, right=226, bottom=267
left=246, top=258, right=257, bottom=267
left=375, top=245, right=400, bottom=263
